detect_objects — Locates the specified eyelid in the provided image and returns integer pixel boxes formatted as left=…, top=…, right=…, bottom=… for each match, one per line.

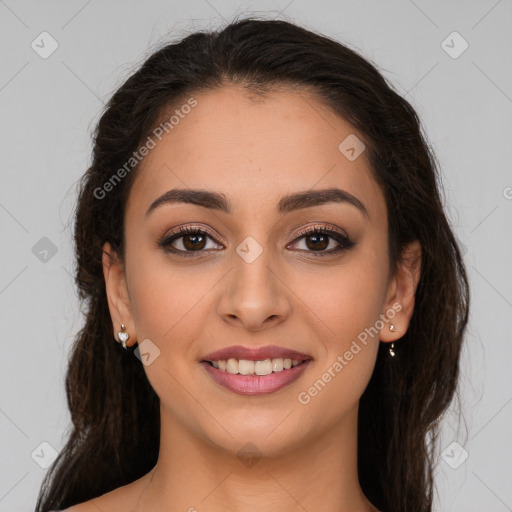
left=292, top=223, right=349, bottom=240
left=161, top=224, right=225, bottom=244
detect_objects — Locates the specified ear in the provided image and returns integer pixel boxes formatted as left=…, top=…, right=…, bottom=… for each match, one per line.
left=102, top=242, right=136, bottom=347
left=379, top=240, right=422, bottom=342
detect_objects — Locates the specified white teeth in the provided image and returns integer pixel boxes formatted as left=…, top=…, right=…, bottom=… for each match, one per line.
left=238, top=359, right=255, bottom=375
left=209, top=357, right=304, bottom=375
left=272, top=358, right=284, bottom=372
left=255, top=359, right=272, bottom=376
left=226, top=358, right=238, bottom=374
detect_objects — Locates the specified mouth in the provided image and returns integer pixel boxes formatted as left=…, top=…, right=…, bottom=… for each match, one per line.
left=200, top=345, right=313, bottom=395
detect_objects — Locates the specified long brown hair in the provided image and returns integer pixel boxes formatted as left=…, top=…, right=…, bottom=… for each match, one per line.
left=36, top=16, right=469, bottom=512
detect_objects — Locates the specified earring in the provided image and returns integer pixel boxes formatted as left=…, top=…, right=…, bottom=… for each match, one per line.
left=389, top=324, right=397, bottom=357
left=117, top=324, right=130, bottom=350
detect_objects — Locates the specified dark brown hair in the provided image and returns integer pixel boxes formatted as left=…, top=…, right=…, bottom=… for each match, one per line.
left=36, top=16, right=469, bottom=512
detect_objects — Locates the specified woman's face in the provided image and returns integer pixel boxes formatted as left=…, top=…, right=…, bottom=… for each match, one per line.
left=104, top=85, right=417, bottom=456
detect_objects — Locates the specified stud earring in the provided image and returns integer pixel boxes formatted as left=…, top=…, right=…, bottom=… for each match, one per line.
left=389, top=324, right=397, bottom=332
left=117, top=324, right=130, bottom=350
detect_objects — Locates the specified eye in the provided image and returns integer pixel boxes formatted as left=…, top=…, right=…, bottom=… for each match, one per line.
left=288, top=226, right=355, bottom=256
left=158, top=226, right=223, bottom=256
left=158, top=224, right=355, bottom=258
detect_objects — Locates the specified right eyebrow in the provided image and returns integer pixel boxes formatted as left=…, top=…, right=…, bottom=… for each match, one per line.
left=146, top=189, right=230, bottom=216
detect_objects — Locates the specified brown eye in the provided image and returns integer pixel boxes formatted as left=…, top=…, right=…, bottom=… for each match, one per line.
left=304, top=233, right=329, bottom=251
left=289, top=227, right=355, bottom=256
left=182, top=232, right=207, bottom=251
left=159, top=227, right=223, bottom=256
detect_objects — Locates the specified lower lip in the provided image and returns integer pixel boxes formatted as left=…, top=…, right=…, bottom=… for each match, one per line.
left=201, top=360, right=312, bottom=395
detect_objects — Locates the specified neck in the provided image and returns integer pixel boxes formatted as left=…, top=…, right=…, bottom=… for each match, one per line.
left=136, top=404, right=377, bottom=512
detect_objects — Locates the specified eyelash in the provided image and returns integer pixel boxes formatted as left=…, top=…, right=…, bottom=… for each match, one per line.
left=158, top=225, right=355, bottom=258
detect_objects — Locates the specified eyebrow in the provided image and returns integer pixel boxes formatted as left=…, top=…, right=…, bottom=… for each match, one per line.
left=146, top=187, right=368, bottom=218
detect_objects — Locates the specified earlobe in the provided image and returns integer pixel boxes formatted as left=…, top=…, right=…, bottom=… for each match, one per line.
left=102, top=242, right=136, bottom=347
left=380, top=240, right=422, bottom=342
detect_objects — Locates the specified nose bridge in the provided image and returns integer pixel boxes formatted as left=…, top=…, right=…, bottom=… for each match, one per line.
left=232, top=236, right=279, bottom=303
left=241, top=248, right=274, bottom=288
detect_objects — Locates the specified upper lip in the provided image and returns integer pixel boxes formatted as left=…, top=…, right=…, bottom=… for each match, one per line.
left=202, top=345, right=312, bottom=362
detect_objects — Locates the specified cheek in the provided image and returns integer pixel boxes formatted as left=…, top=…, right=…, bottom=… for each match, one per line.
left=124, top=253, right=215, bottom=402
left=295, top=251, right=389, bottom=348
left=294, top=270, right=387, bottom=432
left=127, top=255, right=213, bottom=342
left=290, top=243, right=389, bottom=409
left=124, top=240, right=229, bottom=380
left=297, top=240, right=388, bottom=416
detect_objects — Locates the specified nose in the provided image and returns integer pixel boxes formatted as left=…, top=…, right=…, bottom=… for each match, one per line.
left=218, top=251, right=292, bottom=332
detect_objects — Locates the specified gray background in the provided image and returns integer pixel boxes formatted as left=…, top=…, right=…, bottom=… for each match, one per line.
left=1, top=1, right=511, bottom=510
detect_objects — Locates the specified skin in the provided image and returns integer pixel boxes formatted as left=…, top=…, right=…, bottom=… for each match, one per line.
left=70, top=85, right=421, bottom=512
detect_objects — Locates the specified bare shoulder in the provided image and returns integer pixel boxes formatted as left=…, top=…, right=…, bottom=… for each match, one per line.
left=58, top=496, right=120, bottom=512
left=57, top=473, right=151, bottom=512
left=61, top=506, right=89, bottom=512
left=58, top=494, right=126, bottom=512
left=61, top=502, right=105, bottom=512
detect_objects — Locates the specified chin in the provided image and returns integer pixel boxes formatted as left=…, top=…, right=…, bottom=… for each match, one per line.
left=201, top=419, right=308, bottom=460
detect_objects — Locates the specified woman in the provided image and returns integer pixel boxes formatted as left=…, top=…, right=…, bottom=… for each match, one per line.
left=36, top=17, right=469, bottom=512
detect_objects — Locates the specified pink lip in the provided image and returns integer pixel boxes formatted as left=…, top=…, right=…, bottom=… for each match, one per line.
left=201, top=345, right=312, bottom=362
left=201, top=360, right=312, bottom=395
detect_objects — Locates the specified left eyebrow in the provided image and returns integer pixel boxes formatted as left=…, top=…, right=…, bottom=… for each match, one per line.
left=277, top=187, right=368, bottom=218
left=146, top=187, right=368, bottom=218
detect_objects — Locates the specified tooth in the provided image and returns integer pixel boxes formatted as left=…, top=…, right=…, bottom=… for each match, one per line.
left=238, top=359, right=255, bottom=375
left=255, top=359, right=273, bottom=376
left=226, top=358, right=239, bottom=374
left=212, top=357, right=304, bottom=373
left=272, top=358, right=284, bottom=372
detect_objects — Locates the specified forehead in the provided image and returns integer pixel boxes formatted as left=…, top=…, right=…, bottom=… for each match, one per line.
left=128, top=85, right=385, bottom=219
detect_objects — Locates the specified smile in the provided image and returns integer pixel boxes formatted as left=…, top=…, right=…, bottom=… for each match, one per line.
left=201, top=359, right=312, bottom=395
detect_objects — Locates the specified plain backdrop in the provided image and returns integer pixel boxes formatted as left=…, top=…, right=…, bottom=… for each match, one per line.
left=1, top=1, right=511, bottom=511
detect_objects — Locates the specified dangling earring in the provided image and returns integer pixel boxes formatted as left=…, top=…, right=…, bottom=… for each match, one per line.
left=389, top=324, right=397, bottom=357
left=117, top=324, right=130, bottom=350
